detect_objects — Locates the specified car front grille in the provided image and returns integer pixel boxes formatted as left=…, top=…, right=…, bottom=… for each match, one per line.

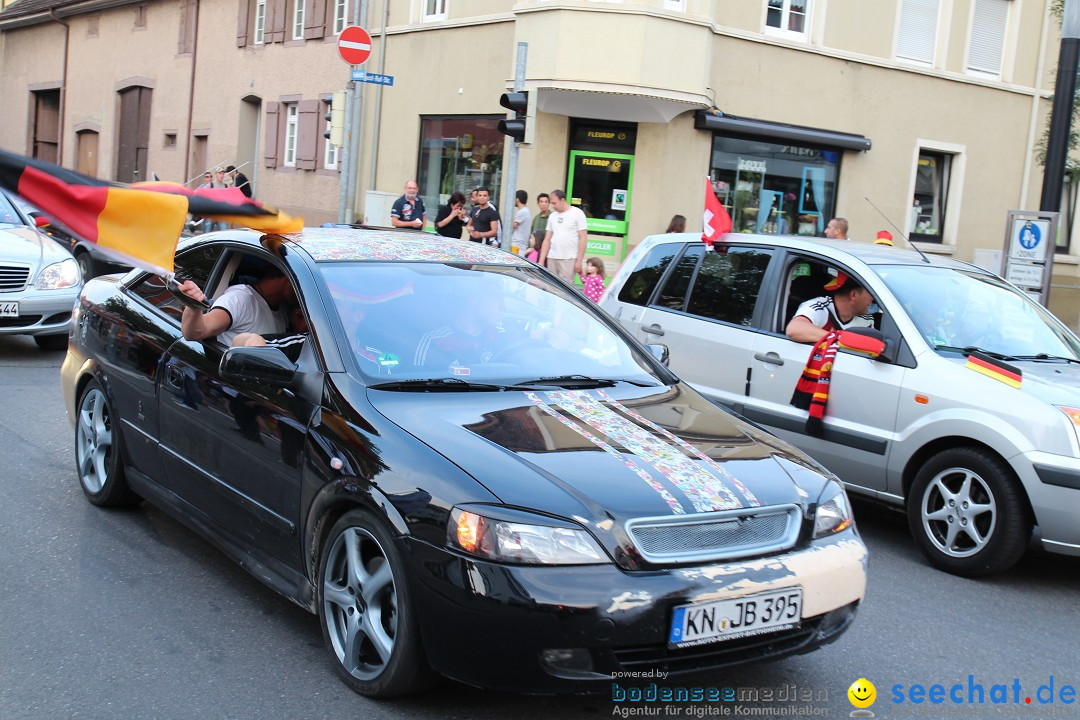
left=0, top=315, right=42, bottom=327
left=626, top=506, right=801, bottom=564
left=0, top=264, right=31, bottom=292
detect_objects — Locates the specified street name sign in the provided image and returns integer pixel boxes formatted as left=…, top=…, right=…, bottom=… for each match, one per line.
left=351, top=70, right=395, bottom=86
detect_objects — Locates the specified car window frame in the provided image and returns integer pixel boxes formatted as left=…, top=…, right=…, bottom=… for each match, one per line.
left=682, top=244, right=778, bottom=329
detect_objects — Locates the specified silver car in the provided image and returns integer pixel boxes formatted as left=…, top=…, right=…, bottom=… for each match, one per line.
left=0, top=190, right=82, bottom=350
left=601, top=233, right=1080, bottom=577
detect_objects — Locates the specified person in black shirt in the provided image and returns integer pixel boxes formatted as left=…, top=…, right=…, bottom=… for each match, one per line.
left=227, top=165, right=253, bottom=199
left=390, top=180, right=427, bottom=229
left=434, top=190, right=467, bottom=239
left=466, top=187, right=500, bottom=245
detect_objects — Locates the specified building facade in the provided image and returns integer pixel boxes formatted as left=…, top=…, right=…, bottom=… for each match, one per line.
left=3, top=0, right=1079, bottom=321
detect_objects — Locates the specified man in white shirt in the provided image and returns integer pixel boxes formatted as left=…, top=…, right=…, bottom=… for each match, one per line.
left=539, top=189, right=588, bottom=283
left=512, top=189, right=531, bottom=256
left=785, top=271, right=874, bottom=343
left=179, top=265, right=291, bottom=345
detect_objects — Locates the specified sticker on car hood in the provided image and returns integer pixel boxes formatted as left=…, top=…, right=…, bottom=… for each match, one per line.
left=526, top=390, right=761, bottom=514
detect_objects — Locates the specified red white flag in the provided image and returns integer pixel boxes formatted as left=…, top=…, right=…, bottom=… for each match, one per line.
left=702, top=176, right=732, bottom=245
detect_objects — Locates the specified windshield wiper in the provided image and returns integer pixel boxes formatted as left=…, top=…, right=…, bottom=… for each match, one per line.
left=509, top=375, right=655, bottom=389
left=933, top=345, right=1017, bottom=361
left=1010, top=354, right=1080, bottom=364
left=369, top=378, right=504, bottom=392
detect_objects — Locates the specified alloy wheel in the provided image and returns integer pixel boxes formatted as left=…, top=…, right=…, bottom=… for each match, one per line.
left=919, top=466, right=997, bottom=558
left=322, top=527, right=399, bottom=681
left=76, top=388, right=113, bottom=494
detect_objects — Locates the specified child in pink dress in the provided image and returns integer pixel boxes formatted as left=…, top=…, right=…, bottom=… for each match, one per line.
left=582, top=257, right=606, bottom=303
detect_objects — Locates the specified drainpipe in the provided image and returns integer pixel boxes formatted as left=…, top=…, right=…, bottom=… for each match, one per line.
left=48, top=8, right=69, bottom=165
left=367, top=0, right=388, bottom=189
left=183, top=0, right=201, bottom=182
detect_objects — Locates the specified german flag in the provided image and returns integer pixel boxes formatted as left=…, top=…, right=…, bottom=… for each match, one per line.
left=0, top=149, right=302, bottom=275
left=965, top=351, right=1022, bottom=389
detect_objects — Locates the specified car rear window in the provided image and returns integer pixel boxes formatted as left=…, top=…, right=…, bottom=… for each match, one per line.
left=617, top=243, right=680, bottom=306
left=686, top=248, right=774, bottom=326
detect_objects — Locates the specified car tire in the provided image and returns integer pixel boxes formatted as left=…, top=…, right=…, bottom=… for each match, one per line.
left=317, top=508, right=436, bottom=697
left=34, top=334, right=68, bottom=352
left=75, top=381, right=139, bottom=507
left=907, top=447, right=1030, bottom=577
left=75, top=249, right=100, bottom=281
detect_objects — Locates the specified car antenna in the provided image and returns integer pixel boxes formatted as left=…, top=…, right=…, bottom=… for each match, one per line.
left=864, top=196, right=932, bottom=264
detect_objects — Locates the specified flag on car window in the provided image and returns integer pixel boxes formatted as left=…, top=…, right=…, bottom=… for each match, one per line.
left=702, top=176, right=732, bottom=245
left=0, top=149, right=303, bottom=275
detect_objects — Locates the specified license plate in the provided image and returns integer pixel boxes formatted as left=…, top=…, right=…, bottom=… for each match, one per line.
left=0, top=301, right=17, bottom=318
left=669, top=588, right=802, bottom=647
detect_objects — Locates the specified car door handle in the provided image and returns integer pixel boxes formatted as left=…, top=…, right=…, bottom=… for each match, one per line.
left=754, top=352, right=784, bottom=366
left=166, top=364, right=185, bottom=390
left=642, top=323, right=665, bottom=336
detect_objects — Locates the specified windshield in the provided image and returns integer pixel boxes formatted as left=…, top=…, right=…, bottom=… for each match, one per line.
left=878, top=265, right=1080, bottom=359
left=0, top=191, right=27, bottom=228
left=320, top=262, right=665, bottom=386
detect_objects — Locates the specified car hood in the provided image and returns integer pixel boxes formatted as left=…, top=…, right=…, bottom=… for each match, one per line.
left=1006, top=359, right=1080, bottom=404
left=0, top=226, right=70, bottom=268
left=367, top=382, right=829, bottom=524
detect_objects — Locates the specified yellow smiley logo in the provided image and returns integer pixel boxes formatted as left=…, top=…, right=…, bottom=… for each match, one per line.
left=847, top=678, right=876, bottom=709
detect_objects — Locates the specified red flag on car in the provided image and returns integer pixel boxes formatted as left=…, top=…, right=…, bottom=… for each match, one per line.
left=0, top=149, right=303, bottom=275
left=702, top=176, right=732, bottom=245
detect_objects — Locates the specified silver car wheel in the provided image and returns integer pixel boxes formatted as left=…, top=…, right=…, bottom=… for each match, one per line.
left=76, top=388, right=113, bottom=494
left=920, top=467, right=997, bottom=558
left=322, top=526, right=399, bottom=682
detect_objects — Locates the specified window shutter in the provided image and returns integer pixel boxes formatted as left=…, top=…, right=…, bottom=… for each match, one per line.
left=264, top=102, right=280, bottom=167
left=897, top=0, right=939, bottom=64
left=237, top=0, right=250, bottom=47
left=296, top=99, right=319, bottom=170
left=968, top=0, right=1009, bottom=75
left=268, top=0, right=286, bottom=42
left=304, top=0, right=325, bottom=39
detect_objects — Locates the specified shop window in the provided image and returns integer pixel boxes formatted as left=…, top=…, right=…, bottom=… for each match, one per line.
left=618, top=244, right=679, bottom=307
left=896, top=0, right=939, bottom=65
left=417, top=116, right=504, bottom=217
left=254, top=0, right=267, bottom=43
left=910, top=150, right=952, bottom=244
left=656, top=246, right=705, bottom=312
left=422, top=0, right=447, bottom=22
left=708, top=135, right=839, bottom=238
left=765, top=0, right=810, bottom=40
left=333, top=0, right=346, bottom=34
left=967, top=0, right=1010, bottom=77
left=283, top=103, right=298, bottom=167
left=292, top=0, right=305, bottom=39
left=686, top=248, right=774, bottom=326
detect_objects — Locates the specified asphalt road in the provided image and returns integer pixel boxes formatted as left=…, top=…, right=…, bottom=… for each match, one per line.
left=2, top=334, right=1078, bottom=720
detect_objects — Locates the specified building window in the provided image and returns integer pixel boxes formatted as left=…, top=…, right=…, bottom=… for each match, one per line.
left=662, top=0, right=686, bottom=10
left=87, top=13, right=100, bottom=37
left=422, top=0, right=448, bottom=22
left=896, top=0, right=939, bottom=65
left=284, top=104, right=299, bottom=167
left=333, top=0, right=347, bottom=34
left=967, top=0, right=1010, bottom=77
left=765, top=0, right=810, bottom=40
left=164, top=132, right=177, bottom=148
left=293, top=0, right=305, bottom=40
left=179, top=0, right=195, bottom=53
left=708, top=135, right=839, bottom=237
left=910, top=150, right=952, bottom=243
left=323, top=100, right=339, bottom=170
left=254, top=0, right=267, bottom=44
left=416, top=116, right=504, bottom=217
left=134, top=4, right=147, bottom=28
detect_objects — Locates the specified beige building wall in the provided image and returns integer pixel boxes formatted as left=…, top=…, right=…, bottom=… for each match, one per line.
left=0, top=22, right=66, bottom=154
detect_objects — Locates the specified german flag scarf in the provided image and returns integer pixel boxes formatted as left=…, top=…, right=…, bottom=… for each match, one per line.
left=791, top=332, right=839, bottom=436
left=0, top=149, right=302, bottom=275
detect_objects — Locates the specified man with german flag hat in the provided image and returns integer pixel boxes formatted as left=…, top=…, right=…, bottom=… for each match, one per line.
left=785, top=270, right=875, bottom=343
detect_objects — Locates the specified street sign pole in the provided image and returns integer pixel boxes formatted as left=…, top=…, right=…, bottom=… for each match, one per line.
left=500, top=42, right=527, bottom=253
left=338, top=6, right=369, bottom=223
left=337, top=83, right=354, bottom=223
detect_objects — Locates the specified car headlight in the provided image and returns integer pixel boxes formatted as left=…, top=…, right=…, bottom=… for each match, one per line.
left=448, top=506, right=609, bottom=565
left=35, top=258, right=81, bottom=290
left=1056, top=406, right=1080, bottom=451
left=813, top=481, right=853, bottom=538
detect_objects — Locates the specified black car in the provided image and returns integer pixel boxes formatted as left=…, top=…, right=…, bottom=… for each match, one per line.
left=61, top=227, right=867, bottom=697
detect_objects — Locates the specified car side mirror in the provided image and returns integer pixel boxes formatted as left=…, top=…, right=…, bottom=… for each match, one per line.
left=34, top=215, right=51, bottom=228
left=875, top=337, right=896, bottom=364
left=220, top=346, right=297, bottom=387
left=646, top=343, right=670, bottom=367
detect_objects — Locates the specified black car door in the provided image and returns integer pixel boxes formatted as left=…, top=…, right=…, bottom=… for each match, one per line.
left=156, top=250, right=317, bottom=567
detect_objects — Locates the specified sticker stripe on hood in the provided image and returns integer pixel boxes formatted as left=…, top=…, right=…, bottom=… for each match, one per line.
left=538, top=390, right=749, bottom=513
left=526, top=392, right=687, bottom=514
left=598, top=390, right=761, bottom=507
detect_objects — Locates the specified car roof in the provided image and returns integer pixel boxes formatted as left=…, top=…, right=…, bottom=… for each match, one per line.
left=646, top=232, right=983, bottom=273
left=286, top=226, right=531, bottom=265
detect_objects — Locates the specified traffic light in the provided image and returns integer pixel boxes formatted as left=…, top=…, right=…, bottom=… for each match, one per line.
left=498, top=91, right=534, bottom=145
left=324, top=91, right=346, bottom=146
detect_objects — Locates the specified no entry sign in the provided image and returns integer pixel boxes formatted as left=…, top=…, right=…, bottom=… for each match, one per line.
left=337, top=26, right=372, bottom=66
